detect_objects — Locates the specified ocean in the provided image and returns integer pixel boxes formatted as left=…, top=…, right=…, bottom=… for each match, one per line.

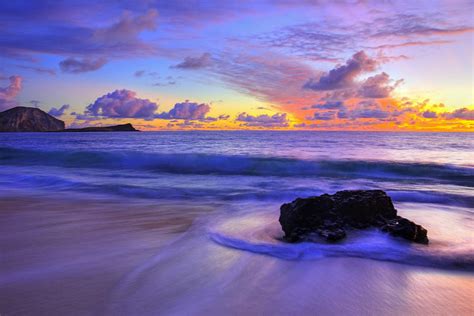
left=1, top=131, right=473, bottom=315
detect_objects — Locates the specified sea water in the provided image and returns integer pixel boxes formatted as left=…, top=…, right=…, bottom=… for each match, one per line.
left=0, top=131, right=473, bottom=314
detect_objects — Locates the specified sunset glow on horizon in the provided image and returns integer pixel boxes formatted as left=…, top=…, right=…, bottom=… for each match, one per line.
left=0, top=1, right=473, bottom=131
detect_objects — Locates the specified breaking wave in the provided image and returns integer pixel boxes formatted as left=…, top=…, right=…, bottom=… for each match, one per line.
left=208, top=211, right=474, bottom=271
left=1, top=147, right=473, bottom=186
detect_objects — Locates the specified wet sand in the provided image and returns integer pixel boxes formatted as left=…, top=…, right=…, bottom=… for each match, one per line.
left=0, top=194, right=213, bottom=315
left=1, top=194, right=473, bottom=315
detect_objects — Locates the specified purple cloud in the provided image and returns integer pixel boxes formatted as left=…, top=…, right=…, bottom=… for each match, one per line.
left=48, top=104, right=70, bottom=117
left=443, top=108, right=474, bottom=120
left=156, top=101, right=210, bottom=120
left=308, top=111, right=337, bottom=121
left=371, top=14, right=474, bottom=38
left=60, top=57, right=107, bottom=73
left=30, top=100, right=41, bottom=107
left=134, top=70, right=145, bottom=77
left=84, top=89, right=159, bottom=119
left=422, top=110, right=438, bottom=118
left=218, top=114, right=230, bottom=120
left=351, top=108, right=391, bottom=119
left=0, top=75, right=22, bottom=111
left=0, top=8, right=158, bottom=65
left=311, top=101, right=345, bottom=110
left=236, top=112, right=289, bottom=127
left=368, top=40, right=454, bottom=50
left=338, top=101, right=393, bottom=120
left=176, top=120, right=204, bottom=128
left=260, top=11, right=474, bottom=62
left=17, top=65, right=56, bottom=76
left=211, top=51, right=315, bottom=106
left=304, top=51, right=378, bottom=91
left=358, top=72, right=402, bottom=98
left=153, top=81, right=176, bottom=87
left=172, top=53, right=212, bottom=69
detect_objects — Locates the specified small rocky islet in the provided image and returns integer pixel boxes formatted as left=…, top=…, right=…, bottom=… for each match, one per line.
left=279, top=190, right=429, bottom=244
left=0, top=106, right=138, bottom=132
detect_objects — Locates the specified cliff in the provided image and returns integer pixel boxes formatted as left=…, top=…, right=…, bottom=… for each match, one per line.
left=0, top=107, right=65, bottom=132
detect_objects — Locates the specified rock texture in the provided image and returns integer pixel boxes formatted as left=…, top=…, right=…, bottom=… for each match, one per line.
left=64, top=123, right=138, bottom=132
left=0, top=107, right=65, bottom=132
left=279, top=190, right=428, bottom=244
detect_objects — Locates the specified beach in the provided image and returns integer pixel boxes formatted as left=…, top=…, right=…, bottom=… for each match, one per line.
left=0, top=131, right=473, bottom=315
left=1, top=194, right=473, bottom=315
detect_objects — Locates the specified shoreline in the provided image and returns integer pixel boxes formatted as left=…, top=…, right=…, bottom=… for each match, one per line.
left=1, top=194, right=473, bottom=315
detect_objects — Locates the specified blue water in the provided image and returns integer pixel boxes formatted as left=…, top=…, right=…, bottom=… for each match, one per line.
left=1, top=131, right=473, bottom=314
left=0, top=131, right=473, bottom=205
left=1, top=131, right=473, bottom=266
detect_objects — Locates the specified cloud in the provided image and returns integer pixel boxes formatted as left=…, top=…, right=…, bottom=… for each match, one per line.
left=70, top=112, right=100, bottom=121
left=304, top=51, right=378, bottom=91
left=172, top=53, right=212, bottom=69
left=134, top=70, right=145, bottom=77
left=294, top=123, right=308, bottom=128
left=134, top=70, right=162, bottom=79
left=335, top=100, right=400, bottom=120
left=358, top=72, right=403, bottom=98
left=308, top=111, right=337, bottom=121
left=0, top=75, right=22, bottom=111
left=156, top=101, right=210, bottom=119
left=422, top=110, right=438, bottom=118
left=48, top=104, right=70, bottom=117
left=371, top=14, right=474, bottom=38
left=60, top=57, right=107, bottom=73
left=368, top=40, right=454, bottom=50
left=443, top=107, right=474, bottom=120
left=0, top=8, right=159, bottom=63
left=211, top=51, right=316, bottom=107
left=83, top=89, right=159, bottom=119
left=93, top=9, right=158, bottom=44
left=218, top=114, right=230, bottom=120
left=153, top=81, right=176, bottom=87
left=311, top=101, right=345, bottom=110
left=236, top=112, right=289, bottom=127
left=350, top=108, right=391, bottom=119
left=17, top=65, right=56, bottom=75
left=257, top=8, right=473, bottom=64
left=30, top=100, right=41, bottom=107
left=176, top=120, right=204, bottom=128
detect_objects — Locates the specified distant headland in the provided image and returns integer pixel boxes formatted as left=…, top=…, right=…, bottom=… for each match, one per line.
left=0, top=107, right=138, bottom=132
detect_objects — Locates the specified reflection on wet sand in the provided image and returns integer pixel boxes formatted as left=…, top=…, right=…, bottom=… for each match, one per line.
left=1, top=194, right=473, bottom=315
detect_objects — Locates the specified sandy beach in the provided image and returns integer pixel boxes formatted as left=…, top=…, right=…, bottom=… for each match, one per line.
left=1, top=193, right=473, bottom=315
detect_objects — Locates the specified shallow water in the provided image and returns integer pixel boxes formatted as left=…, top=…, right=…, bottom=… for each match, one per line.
left=0, top=131, right=473, bottom=314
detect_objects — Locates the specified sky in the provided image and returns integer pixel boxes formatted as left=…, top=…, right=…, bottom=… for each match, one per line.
left=0, top=0, right=473, bottom=131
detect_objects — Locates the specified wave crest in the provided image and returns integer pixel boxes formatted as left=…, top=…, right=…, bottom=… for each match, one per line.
left=1, top=147, right=473, bottom=186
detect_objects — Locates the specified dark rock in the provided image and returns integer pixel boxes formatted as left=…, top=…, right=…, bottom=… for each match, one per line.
left=382, top=218, right=429, bottom=244
left=279, top=190, right=429, bottom=244
left=64, top=123, right=139, bottom=132
left=0, top=106, right=65, bottom=132
left=318, top=227, right=346, bottom=242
